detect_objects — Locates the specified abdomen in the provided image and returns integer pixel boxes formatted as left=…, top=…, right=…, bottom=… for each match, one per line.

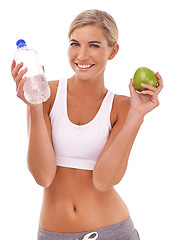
left=39, top=167, right=129, bottom=233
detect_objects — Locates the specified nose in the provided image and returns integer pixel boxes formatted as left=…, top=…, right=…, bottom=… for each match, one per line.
left=77, top=46, right=89, bottom=62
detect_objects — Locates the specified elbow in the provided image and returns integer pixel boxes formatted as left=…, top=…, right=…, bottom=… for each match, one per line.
left=93, top=180, right=111, bottom=192
left=93, top=172, right=111, bottom=192
left=28, top=166, right=56, bottom=188
left=34, top=177, right=53, bottom=188
left=93, top=171, right=122, bottom=192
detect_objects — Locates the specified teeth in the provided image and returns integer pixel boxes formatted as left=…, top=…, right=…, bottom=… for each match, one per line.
left=77, top=64, right=93, bottom=69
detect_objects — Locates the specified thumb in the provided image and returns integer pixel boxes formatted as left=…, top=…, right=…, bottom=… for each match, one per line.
left=129, top=78, right=136, bottom=96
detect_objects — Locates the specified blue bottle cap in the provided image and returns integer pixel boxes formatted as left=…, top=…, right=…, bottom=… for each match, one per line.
left=16, top=39, right=27, bottom=49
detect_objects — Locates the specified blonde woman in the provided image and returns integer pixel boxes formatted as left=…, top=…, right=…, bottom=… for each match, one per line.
left=11, top=9, right=163, bottom=240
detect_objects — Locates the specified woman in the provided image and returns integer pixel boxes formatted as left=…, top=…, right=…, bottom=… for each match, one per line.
left=11, top=9, right=163, bottom=240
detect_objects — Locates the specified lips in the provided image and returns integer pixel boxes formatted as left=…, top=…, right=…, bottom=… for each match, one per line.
left=75, top=62, right=95, bottom=70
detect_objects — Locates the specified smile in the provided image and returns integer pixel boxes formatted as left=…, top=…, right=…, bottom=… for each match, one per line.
left=75, top=62, right=95, bottom=69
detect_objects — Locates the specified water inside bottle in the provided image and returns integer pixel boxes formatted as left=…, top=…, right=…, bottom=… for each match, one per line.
left=23, top=74, right=51, bottom=104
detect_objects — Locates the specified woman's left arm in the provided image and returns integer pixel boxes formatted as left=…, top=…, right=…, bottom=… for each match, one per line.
left=93, top=73, right=163, bottom=192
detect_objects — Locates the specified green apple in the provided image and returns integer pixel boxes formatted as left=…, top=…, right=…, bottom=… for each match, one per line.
left=133, top=67, right=158, bottom=92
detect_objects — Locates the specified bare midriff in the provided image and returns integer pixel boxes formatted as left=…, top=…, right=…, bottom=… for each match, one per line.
left=39, top=166, right=130, bottom=233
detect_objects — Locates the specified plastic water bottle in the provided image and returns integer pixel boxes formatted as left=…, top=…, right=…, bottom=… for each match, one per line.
left=14, top=39, right=51, bottom=104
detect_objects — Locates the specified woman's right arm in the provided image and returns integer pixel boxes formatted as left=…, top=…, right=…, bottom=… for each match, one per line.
left=11, top=60, right=57, bottom=188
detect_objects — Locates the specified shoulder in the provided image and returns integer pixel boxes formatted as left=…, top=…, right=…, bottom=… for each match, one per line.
left=110, top=94, right=130, bottom=126
left=113, top=94, right=130, bottom=110
left=43, top=80, right=59, bottom=115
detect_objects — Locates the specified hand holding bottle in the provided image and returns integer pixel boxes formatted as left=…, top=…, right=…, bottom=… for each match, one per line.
left=11, top=60, right=47, bottom=114
left=11, top=39, right=51, bottom=105
left=11, top=60, right=29, bottom=105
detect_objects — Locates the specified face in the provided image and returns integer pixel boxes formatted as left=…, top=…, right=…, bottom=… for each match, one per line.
left=68, top=25, right=118, bottom=81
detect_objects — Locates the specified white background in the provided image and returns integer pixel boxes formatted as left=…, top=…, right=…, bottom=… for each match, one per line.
left=0, top=0, right=169, bottom=239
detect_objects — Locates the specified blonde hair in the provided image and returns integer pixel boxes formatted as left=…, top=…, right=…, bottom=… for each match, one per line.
left=68, top=9, right=119, bottom=47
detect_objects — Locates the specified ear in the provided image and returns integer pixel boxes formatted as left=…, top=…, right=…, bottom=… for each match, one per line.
left=108, top=43, right=119, bottom=60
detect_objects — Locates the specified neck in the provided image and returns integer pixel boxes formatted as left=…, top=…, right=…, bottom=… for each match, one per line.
left=68, top=75, right=107, bottom=100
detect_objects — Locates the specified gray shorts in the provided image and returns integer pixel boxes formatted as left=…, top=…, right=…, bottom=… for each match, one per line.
left=37, top=217, right=140, bottom=240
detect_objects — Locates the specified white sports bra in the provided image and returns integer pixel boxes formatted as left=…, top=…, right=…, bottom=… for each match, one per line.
left=49, top=79, right=114, bottom=171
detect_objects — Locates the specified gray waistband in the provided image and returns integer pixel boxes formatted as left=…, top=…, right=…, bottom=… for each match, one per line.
left=38, top=217, right=138, bottom=240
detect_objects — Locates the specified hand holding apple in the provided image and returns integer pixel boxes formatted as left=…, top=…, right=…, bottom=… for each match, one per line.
left=133, top=67, right=158, bottom=92
left=129, top=70, right=163, bottom=117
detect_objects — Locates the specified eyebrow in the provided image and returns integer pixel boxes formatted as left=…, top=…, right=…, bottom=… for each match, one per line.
left=70, top=39, right=102, bottom=44
left=89, top=41, right=102, bottom=44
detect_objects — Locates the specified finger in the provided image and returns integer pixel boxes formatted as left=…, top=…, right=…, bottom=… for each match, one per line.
left=11, top=62, right=24, bottom=79
left=142, top=90, right=159, bottom=106
left=156, top=72, right=163, bottom=93
left=129, top=78, right=136, bottom=95
left=11, top=59, right=16, bottom=73
left=16, top=77, right=27, bottom=101
left=156, top=72, right=162, bottom=80
left=17, top=76, right=27, bottom=92
left=141, top=90, right=157, bottom=96
left=141, top=83, right=157, bottom=92
left=15, top=67, right=28, bottom=89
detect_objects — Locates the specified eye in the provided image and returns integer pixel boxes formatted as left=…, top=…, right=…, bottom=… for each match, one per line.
left=90, top=44, right=100, bottom=48
left=70, top=42, right=80, bottom=47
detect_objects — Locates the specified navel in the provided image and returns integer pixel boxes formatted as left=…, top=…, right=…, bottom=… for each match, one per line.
left=73, top=205, right=77, bottom=212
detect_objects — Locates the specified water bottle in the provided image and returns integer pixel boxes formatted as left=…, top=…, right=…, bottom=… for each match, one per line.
left=14, top=39, right=51, bottom=104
